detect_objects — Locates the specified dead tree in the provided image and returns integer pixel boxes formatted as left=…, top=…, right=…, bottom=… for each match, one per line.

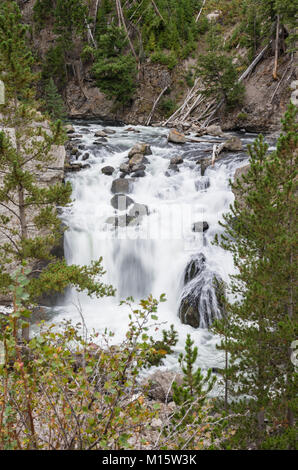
left=146, top=86, right=168, bottom=125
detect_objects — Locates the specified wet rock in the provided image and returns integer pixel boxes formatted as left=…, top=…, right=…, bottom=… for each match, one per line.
left=64, top=162, right=90, bottom=172
left=168, top=129, right=186, bottom=144
left=205, top=125, right=225, bottom=137
left=111, top=178, right=133, bottom=194
left=142, top=371, right=183, bottom=403
left=131, top=170, right=145, bottom=178
left=102, top=128, right=116, bottom=134
left=184, top=254, right=206, bottom=284
left=128, top=203, right=149, bottom=217
left=170, top=155, right=184, bottom=165
left=82, top=153, right=89, bottom=161
left=111, top=194, right=134, bottom=210
left=129, top=153, right=146, bottom=167
left=179, top=254, right=223, bottom=328
left=78, top=144, right=86, bottom=150
left=131, top=163, right=146, bottom=172
left=222, top=136, right=243, bottom=152
left=94, top=137, right=108, bottom=143
left=94, top=130, right=108, bottom=137
left=65, top=124, right=75, bottom=134
left=71, top=147, right=79, bottom=156
left=69, top=133, right=83, bottom=139
left=192, top=221, right=209, bottom=233
left=101, top=166, right=115, bottom=176
left=120, top=163, right=130, bottom=174
left=128, top=143, right=152, bottom=157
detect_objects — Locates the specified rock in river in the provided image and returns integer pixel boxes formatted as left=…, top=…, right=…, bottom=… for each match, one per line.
left=111, top=178, right=134, bottom=194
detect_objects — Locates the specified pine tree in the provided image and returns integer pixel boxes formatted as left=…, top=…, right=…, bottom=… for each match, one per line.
left=213, top=105, right=298, bottom=449
left=44, top=78, right=66, bottom=121
left=197, top=26, right=245, bottom=109
left=0, top=2, right=114, bottom=304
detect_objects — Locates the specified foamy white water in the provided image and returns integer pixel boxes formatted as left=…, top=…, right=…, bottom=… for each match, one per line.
left=52, top=123, right=253, bottom=373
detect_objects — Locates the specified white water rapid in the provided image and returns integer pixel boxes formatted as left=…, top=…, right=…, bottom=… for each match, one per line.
left=52, top=122, right=254, bottom=374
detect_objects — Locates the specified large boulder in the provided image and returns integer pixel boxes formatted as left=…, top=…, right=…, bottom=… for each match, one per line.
left=222, top=136, right=243, bottom=152
left=65, top=124, right=75, bottom=134
left=94, top=130, right=108, bottom=137
left=129, top=153, right=146, bottom=167
left=111, top=194, right=134, bottom=210
left=101, top=166, right=115, bottom=175
left=168, top=129, right=186, bottom=144
left=179, top=254, right=223, bottom=328
left=111, top=178, right=133, bottom=194
left=128, top=143, right=152, bottom=157
left=205, top=124, right=225, bottom=137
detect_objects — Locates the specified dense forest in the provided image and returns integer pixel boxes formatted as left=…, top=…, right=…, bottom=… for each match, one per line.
left=0, top=0, right=297, bottom=453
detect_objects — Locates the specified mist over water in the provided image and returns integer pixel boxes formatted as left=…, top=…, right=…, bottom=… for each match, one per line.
left=53, top=123, right=253, bottom=373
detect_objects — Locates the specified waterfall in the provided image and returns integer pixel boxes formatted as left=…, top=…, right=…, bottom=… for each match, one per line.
left=52, top=122, right=254, bottom=371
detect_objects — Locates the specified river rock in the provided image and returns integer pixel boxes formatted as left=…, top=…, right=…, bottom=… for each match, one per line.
left=131, top=170, right=145, bottom=178
left=101, top=166, right=115, bottom=175
left=192, top=221, right=209, bottom=233
left=179, top=254, right=223, bottom=328
left=82, top=153, right=89, bottom=161
left=120, top=163, right=130, bottom=174
left=94, top=130, right=108, bottom=137
left=170, top=155, right=184, bottom=165
left=168, top=129, right=186, bottom=144
left=205, top=124, right=225, bottom=137
left=111, top=194, right=134, bottom=210
left=128, top=203, right=149, bottom=217
left=222, top=136, right=243, bottom=151
left=128, top=143, right=152, bottom=157
left=111, top=178, right=133, bottom=194
left=65, top=124, right=75, bottom=134
left=102, top=128, right=116, bottom=134
left=131, top=163, right=146, bottom=172
left=129, top=153, right=146, bottom=167
left=142, top=371, right=183, bottom=403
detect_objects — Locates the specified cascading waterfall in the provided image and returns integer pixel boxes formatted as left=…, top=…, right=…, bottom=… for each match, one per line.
left=53, top=122, right=255, bottom=372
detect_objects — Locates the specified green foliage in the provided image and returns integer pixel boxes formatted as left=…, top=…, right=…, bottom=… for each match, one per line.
left=146, top=324, right=178, bottom=367
left=0, top=3, right=114, bottom=305
left=42, top=43, right=67, bottom=89
left=0, top=286, right=163, bottom=449
left=44, top=78, right=66, bottom=121
left=150, top=50, right=178, bottom=70
left=92, top=26, right=137, bottom=104
left=213, top=104, right=298, bottom=449
left=172, top=335, right=216, bottom=416
left=159, top=98, right=177, bottom=117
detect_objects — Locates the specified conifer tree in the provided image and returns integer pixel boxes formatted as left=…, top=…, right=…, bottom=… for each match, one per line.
left=213, top=104, right=297, bottom=449
left=0, top=2, right=114, bottom=303
left=44, top=78, right=66, bottom=121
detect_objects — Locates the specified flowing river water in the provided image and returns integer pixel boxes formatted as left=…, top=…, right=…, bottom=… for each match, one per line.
left=52, top=122, right=255, bottom=374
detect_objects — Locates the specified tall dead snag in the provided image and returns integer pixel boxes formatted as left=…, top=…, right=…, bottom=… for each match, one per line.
left=273, top=14, right=280, bottom=80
